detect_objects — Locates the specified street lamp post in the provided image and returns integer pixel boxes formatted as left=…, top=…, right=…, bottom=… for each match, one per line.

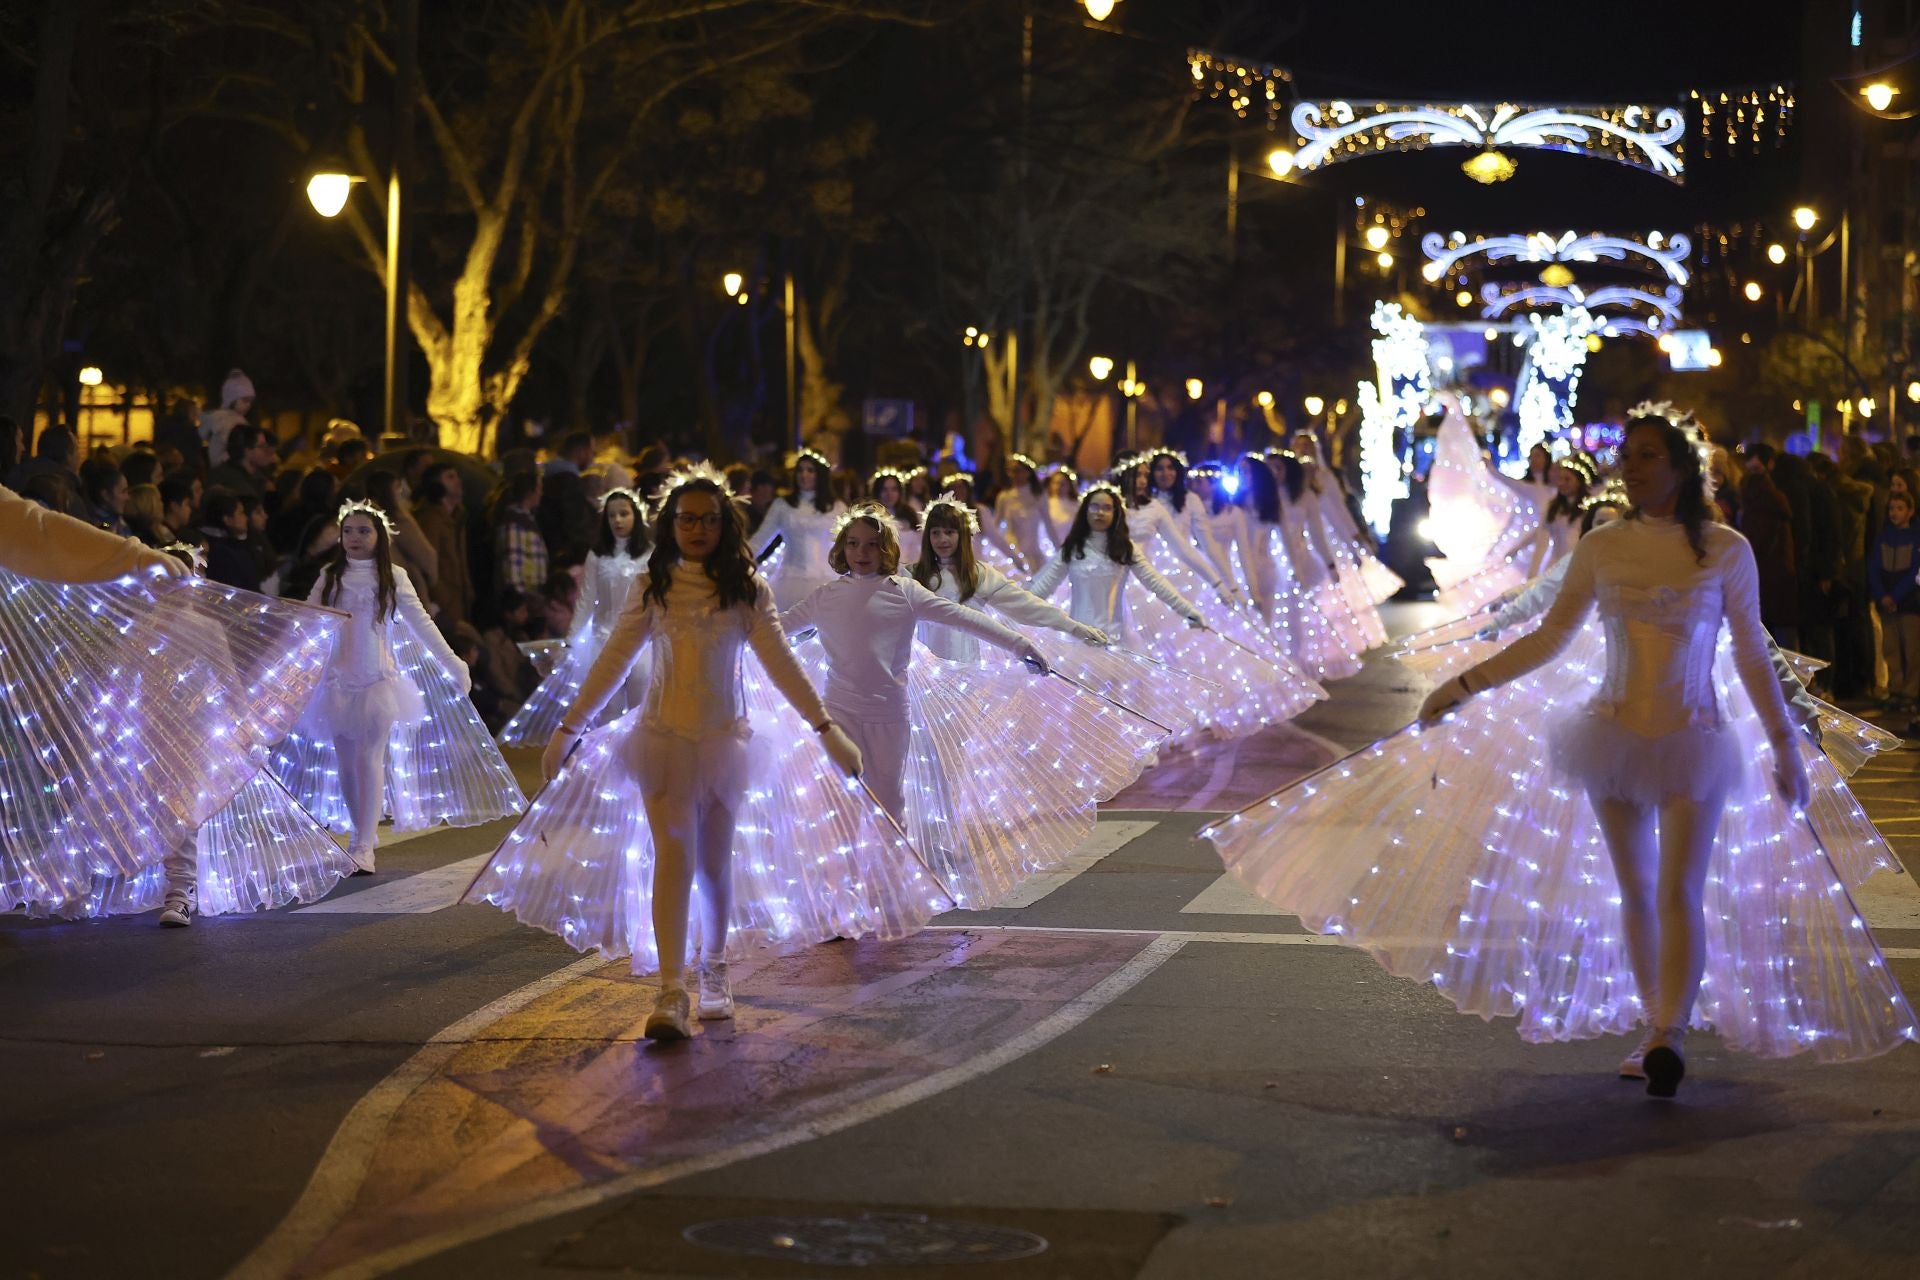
left=306, top=0, right=417, bottom=445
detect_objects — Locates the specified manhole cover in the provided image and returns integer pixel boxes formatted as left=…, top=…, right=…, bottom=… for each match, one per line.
left=683, top=1213, right=1048, bottom=1267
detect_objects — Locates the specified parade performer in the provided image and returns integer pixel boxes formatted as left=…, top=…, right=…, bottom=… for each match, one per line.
left=465, top=470, right=947, bottom=1043
left=993, top=453, right=1052, bottom=570
left=1289, top=433, right=1397, bottom=636
left=274, top=502, right=523, bottom=872
left=748, top=448, right=846, bottom=608
left=1206, top=407, right=1916, bottom=1100
left=1029, top=484, right=1325, bottom=739
left=911, top=496, right=1166, bottom=808
left=1422, top=404, right=1549, bottom=616
left=1043, top=465, right=1082, bottom=549
left=870, top=466, right=923, bottom=564
left=1236, top=455, right=1363, bottom=681
left=1533, top=452, right=1598, bottom=575
left=498, top=488, right=650, bottom=747
left=0, top=492, right=339, bottom=923
left=781, top=503, right=1049, bottom=824
left=938, top=473, right=1026, bottom=572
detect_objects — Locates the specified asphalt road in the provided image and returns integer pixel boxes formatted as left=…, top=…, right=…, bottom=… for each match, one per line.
left=3, top=603, right=1916, bottom=1280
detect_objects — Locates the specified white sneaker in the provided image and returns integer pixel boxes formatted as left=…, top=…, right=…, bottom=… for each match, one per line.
left=644, top=985, right=692, bottom=1042
left=348, top=846, right=376, bottom=876
left=157, top=892, right=193, bottom=928
left=696, top=960, right=734, bottom=1021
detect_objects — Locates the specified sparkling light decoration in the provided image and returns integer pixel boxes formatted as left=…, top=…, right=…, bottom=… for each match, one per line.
left=1689, top=84, right=1795, bottom=159
left=1357, top=301, right=1430, bottom=534
left=1479, top=282, right=1683, bottom=330
left=1187, top=48, right=1292, bottom=125
left=1511, top=307, right=1600, bottom=472
left=1420, top=230, right=1693, bottom=287
left=1289, top=99, right=1686, bottom=182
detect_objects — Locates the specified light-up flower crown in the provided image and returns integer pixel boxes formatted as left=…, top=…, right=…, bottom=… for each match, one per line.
left=663, top=461, right=730, bottom=495
left=1009, top=452, right=1040, bottom=472
left=598, top=485, right=644, bottom=512
left=1189, top=461, right=1224, bottom=481
left=792, top=447, right=832, bottom=474
left=871, top=466, right=911, bottom=486
left=335, top=498, right=397, bottom=537
left=1108, top=453, right=1143, bottom=481
left=1149, top=447, right=1191, bottom=469
left=1558, top=452, right=1600, bottom=487
left=1047, top=463, right=1079, bottom=483
left=921, top=494, right=980, bottom=534
left=832, top=500, right=895, bottom=539
left=1623, top=401, right=1716, bottom=499
left=1082, top=479, right=1127, bottom=505
left=939, top=471, right=975, bottom=493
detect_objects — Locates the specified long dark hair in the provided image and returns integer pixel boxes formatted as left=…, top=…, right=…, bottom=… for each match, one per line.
left=1007, top=455, right=1043, bottom=496
left=783, top=455, right=834, bottom=513
left=871, top=470, right=919, bottom=527
left=643, top=478, right=759, bottom=610
left=910, top=501, right=980, bottom=601
left=1544, top=454, right=1596, bottom=523
left=593, top=491, right=650, bottom=559
left=1149, top=451, right=1192, bottom=514
left=1241, top=454, right=1281, bottom=523
left=1273, top=450, right=1306, bottom=503
left=319, top=509, right=399, bottom=621
left=1623, top=414, right=1712, bottom=564
left=1062, top=489, right=1136, bottom=565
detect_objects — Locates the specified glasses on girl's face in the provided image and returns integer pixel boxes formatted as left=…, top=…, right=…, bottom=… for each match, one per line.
left=674, top=512, right=723, bottom=529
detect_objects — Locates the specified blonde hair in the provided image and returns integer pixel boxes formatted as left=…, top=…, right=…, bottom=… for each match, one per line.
left=828, top=503, right=901, bottom=575
left=126, top=483, right=165, bottom=533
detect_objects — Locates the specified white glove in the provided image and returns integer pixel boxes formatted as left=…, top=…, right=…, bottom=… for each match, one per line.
left=453, top=658, right=473, bottom=696
left=1072, top=623, right=1111, bottom=646
left=819, top=722, right=863, bottom=777
left=137, top=548, right=189, bottom=579
left=1185, top=615, right=1207, bottom=630
left=541, top=727, right=580, bottom=781
left=1773, top=748, right=1811, bottom=811
left=1417, top=676, right=1471, bottom=722
left=1017, top=642, right=1050, bottom=675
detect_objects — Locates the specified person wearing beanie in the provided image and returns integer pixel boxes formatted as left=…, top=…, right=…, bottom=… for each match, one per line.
left=199, top=369, right=256, bottom=466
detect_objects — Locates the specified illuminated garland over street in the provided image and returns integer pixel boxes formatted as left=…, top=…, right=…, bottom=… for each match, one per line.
left=1479, top=282, right=1683, bottom=330
left=1288, top=100, right=1686, bottom=182
left=1420, top=230, right=1693, bottom=287
left=1357, top=302, right=1431, bottom=534
left=1511, top=307, right=1600, bottom=472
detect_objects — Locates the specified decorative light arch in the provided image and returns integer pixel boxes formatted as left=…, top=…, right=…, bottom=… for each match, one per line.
left=1290, top=100, right=1687, bottom=181
left=1479, top=282, right=1684, bottom=329
left=1510, top=307, right=1599, bottom=471
left=1420, top=230, right=1693, bottom=286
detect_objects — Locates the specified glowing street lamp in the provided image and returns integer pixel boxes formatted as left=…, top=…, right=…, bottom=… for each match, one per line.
left=304, top=170, right=359, bottom=219
left=1088, top=355, right=1114, bottom=381
left=1184, top=377, right=1205, bottom=400
left=77, top=366, right=103, bottom=386
left=1766, top=243, right=1787, bottom=264
left=1743, top=281, right=1763, bottom=302
left=1907, top=380, right=1920, bottom=404
left=1303, top=395, right=1326, bottom=416
left=723, top=272, right=744, bottom=298
left=1706, top=347, right=1724, bottom=367
left=1363, top=224, right=1391, bottom=251
left=1081, top=0, right=1118, bottom=19
left=1254, top=390, right=1275, bottom=408
left=1858, top=396, right=1876, bottom=418
left=1863, top=82, right=1898, bottom=112
left=1375, top=251, right=1394, bottom=270
left=1266, top=148, right=1295, bottom=177
left=1792, top=206, right=1819, bottom=233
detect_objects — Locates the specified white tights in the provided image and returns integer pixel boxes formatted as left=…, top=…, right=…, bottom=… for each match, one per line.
left=641, top=787, right=739, bottom=987
left=1589, top=790, right=1725, bottom=1031
left=833, top=712, right=911, bottom=823
left=334, top=731, right=392, bottom=855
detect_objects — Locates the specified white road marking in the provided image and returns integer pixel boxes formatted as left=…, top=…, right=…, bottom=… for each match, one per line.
left=295, top=853, right=491, bottom=915
left=225, top=952, right=608, bottom=1280
left=226, top=935, right=1184, bottom=1280
left=1856, top=866, right=1920, bottom=931
left=1179, top=874, right=1288, bottom=916
left=989, top=819, right=1158, bottom=908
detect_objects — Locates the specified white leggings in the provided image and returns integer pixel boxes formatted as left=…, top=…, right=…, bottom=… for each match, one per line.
left=631, top=729, right=749, bottom=983
left=1589, top=789, right=1726, bottom=1031
left=162, top=831, right=197, bottom=900
left=334, top=731, right=392, bottom=854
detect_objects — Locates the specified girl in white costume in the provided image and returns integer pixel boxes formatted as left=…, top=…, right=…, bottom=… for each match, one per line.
left=1042, top=465, right=1082, bottom=549
left=938, top=473, right=1027, bottom=573
left=1531, top=452, right=1597, bottom=577
left=276, top=502, right=522, bottom=873
left=748, top=448, right=847, bottom=609
left=780, top=504, right=1049, bottom=823
left=1208, top=409, right=1916, bottom=1098
left=498, top=489, right=650, bottom=746
left=869, top=467, right=923, bottom=565
left=1237, top=455, right=1363, bottom=681
left=1422, top=406, right=1549, bottom=616
left=993, top=453, right=1052, bottom=570
left=1293, top=431, right=1403, bottom=607
left=911, top=497, right=1166, bottom=809
left=467, top=472, right=952, bottom=1043
left=1029, top=484, right=1325, bottom=739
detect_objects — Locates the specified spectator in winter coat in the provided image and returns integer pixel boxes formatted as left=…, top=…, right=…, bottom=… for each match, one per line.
left=1738, top=451, right=1799, bottom=647
left=491, top=471, right=548, bottom=596
left=1869, top=489, right=1920, bottom=728
left=198, top=369, right=255, bottom=466
left=206, top=424, right=275, bottom=502
left=1772, top=453, right=1842, bottom=666
left=414, top=463, right=474, bottom=631
left=195, top=490, right=262, bottom=592
left=6, top=425, right=88, bottom=519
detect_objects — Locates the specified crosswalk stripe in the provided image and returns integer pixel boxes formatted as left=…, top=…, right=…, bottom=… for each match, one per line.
left=989, top=819, right=1158, bottom=908
left=295, top=853, right=491, bottom=915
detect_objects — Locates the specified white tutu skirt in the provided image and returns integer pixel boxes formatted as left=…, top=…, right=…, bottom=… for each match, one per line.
left=498, top=629, right=651, bottom=748
left=1210, top=612, right=1916, bottom=1062
left=301, top=672, right=427, bottom=741
left=32, top=771, right=355, bottom=919
left=273, top=614, right=525, bottom=833
left=463, top=655, right=950, bottom=974
left=1548, top=712, right=1742, bottom=804
left=0, top=567, right=338, bottom=911
left=1129, top=538, right=1327, bottom=739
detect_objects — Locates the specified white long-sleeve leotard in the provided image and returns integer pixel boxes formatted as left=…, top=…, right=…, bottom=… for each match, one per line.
left=920, top=562, right=1085, bottom=663
left=995, top=488, right=1050, bottom=567
left=781, top=573, right=1029, bottom=722
left=568, top=549, right=646, bottom=643
left=1158, top=493, right=1237, bottom=586
left=308, top=561, right=459, bottom=690
left=563, top=563, right=828, bottom=739
left=1464, top=516, right=1798, bottom=748
left=1126, top=499, right=1224, bottom=587
left=1029, top=534, right=1200, bottom=641
left=749, top=497, right=848, bottom=598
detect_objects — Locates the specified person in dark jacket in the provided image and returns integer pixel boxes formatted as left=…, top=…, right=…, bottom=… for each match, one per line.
left=1771, top=453, right=1841, bottom=669
left=195, top=490, right=262, bottom=592
left=1737, top=449, right=1798, bottom=647
left=1869, top=489, right=1920, bottom=729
